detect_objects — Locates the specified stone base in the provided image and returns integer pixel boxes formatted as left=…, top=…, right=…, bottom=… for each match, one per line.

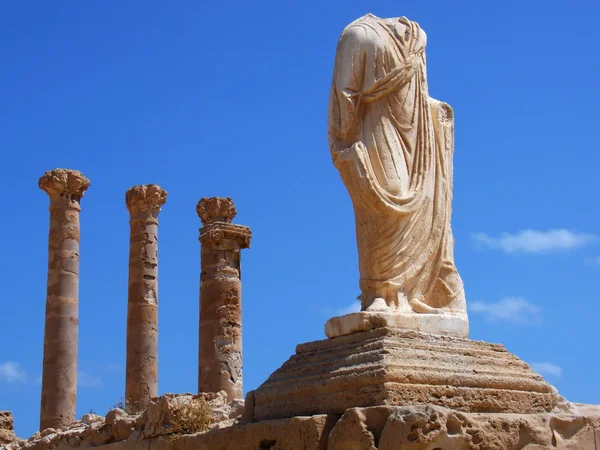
left=249, top=328, right=557, bottom=422
left=325, top=311, right=469, bottom=339
left=13, top=403, right=600, bottom=450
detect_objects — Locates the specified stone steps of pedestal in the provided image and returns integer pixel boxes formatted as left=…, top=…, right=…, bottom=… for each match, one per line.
left=251, top=328, right=557, bottom=420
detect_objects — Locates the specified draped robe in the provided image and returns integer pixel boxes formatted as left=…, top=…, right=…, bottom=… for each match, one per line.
left=328, top=15, right=466, bottom=315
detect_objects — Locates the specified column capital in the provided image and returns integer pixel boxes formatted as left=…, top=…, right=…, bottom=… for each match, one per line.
left=199, top=222, right=251, bottom=249
left=126, top=184, right=167, bottom=221
left=196, top=197, right=236, bottom=225
left=38, top=169, right=90, bottom=207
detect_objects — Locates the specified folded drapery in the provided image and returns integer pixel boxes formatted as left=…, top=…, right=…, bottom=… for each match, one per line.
left=328, top=14, right=466, bottom=315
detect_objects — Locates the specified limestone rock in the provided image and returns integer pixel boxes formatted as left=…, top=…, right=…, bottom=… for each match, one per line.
left=0, top=411, right=21, bottom=445
left=38, top=429, right=55, bottom=438
left=105, top=408, right=127, bottom=426
left=228, top=398, right=245, bottom=419
left=12, top=403, right=600, bottom=449
left=327, top=405, right=600, bottom=450
left=144, top=393, right=215, bottom=437
left=0, top=412, right=14, bottom=432
left=80, top=413, right=102, bottom=425
left=171, top=414, right=337, bottom=450
left=81, top=422, right=113, bottom=446
left=112, top=416, right=136, bottom=442
left=252, top=328, right=557, bottom=422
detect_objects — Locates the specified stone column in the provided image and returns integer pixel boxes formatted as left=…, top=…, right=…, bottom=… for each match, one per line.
left=197, top=197, right=251, bottom=401
left=38, top=168, right=90, bottom=431
left=125, top=184, right=167, bottom=412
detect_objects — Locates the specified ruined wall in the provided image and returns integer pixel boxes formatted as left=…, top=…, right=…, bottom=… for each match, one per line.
left=5, top=401, right=600, bottom=450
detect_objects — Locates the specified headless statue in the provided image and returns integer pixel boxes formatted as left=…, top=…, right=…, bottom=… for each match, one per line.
left=327, top=14, right=468, bottom=338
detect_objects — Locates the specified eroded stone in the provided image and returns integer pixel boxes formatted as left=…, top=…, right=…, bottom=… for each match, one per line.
left=125, top=184, right=167, bottom=412
left=252, top=328, right=558, bottom=421
left=197, top=197, right=251, bottom=401
left=38, top=169, right=90, bottom=432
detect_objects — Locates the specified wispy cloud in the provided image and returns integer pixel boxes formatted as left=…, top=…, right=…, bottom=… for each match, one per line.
left=0, top=362, right=27, bottom=383
left=469, top=297, right=542, bottom=324
left=78, top=371, right=103, bottom=388
left=471, top=229, right=598, bottom=254
left=530, top=362, right=563, bottom=378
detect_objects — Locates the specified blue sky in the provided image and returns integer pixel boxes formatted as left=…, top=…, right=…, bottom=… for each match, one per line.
left=1, top=1, right=599, bottom=438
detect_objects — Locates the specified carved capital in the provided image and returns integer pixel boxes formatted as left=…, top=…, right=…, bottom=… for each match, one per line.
left=196, top=197, right=237, bottom=225
left=126, top=184, right=167, bottom=220
left=38, top=169, right=90, bottom=205
left=199, top=223, right=252, bottom=250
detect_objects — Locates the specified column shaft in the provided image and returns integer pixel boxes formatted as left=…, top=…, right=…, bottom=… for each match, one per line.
left=125, top=220, right=158, bottom=410
left=38, top=169, right=89, bottom=431
left=197, top=197, right=251, bottom=402
left=40, top=201, right=80, bottom=430
left=125, top=184, right=166, bottom=412
left=199, top=245, right=243, bottom=399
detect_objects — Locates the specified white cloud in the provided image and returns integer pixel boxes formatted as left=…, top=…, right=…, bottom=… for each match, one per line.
left=469, top=297, right=542, bottom=324
left=471, top=229, right=598, bottom=253
left=0, top=362, right=27, bottom=383
left=530, top=362, right=563, bottom=378
left=78, top=371, right=103, bottom=388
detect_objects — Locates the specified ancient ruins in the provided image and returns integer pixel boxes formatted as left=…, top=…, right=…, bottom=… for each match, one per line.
left=197, top=197, right=251, bottom=402
left=38, top=169, right=90, bottom=432
left=3, top=13, right=599, bottom=450
left=124, top=184, right=168, bottom=412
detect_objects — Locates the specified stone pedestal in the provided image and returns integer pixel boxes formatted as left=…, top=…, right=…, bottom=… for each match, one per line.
left=325, top=310, right=469, bottom=339
left=197, top=197, right=251, bottom=401
left=248, top=328, right=557, bottom=422
left=125, top=184, right=167, bottom=412
left=38, top=168, right=90, bottom=431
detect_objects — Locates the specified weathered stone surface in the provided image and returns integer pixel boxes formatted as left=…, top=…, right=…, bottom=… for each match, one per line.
left=326, top=310, right=468, bottom=339
left=327, top=405, right=600, bottom=450
left=12, top=404, right=600, bottom=449
left=105, top=409, right=127, bottom=426
left=38, top=168, right=90, bottom=431
left=0, top=411, right=21, bottom=445
left=197, top=197, right=251, bottom=402
left=196, top=196, right=237, bottom=225
left=142, top=391, right=236, bottom=438
left=251, top=328, right=558, bottom=422
left=125, top=184, right=167, bottom=412
left=327, top=14, right=467, bottom=337
left=112, top=416, right=136, bottom=442
left=79, top=413, right=102, bottom=425
left=143, top=394, right=203, bottom=437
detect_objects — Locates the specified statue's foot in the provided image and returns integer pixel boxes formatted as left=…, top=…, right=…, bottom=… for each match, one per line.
left=409, top=298, right=445, bottom=314
left=365, top=297, right=390, bottom=312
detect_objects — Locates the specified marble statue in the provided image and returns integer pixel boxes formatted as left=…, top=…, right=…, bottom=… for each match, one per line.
left=326, top=14, right=468, bottom=338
